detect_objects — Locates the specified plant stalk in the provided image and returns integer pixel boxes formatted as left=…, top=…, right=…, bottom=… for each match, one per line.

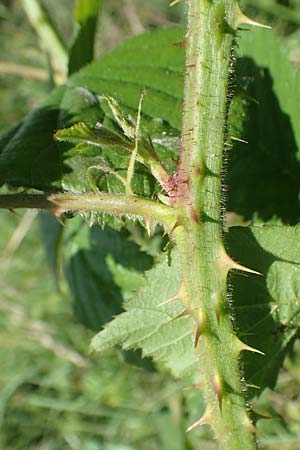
left=21, top=0, right=68, bottom=78
left=172, top=1, right=257, bottom=448
left=0, top=193, right=176, bottom=228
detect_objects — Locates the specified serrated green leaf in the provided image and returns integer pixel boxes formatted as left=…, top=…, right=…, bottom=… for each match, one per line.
left=90, top=252, right=199, bottom=378
left=70, top=28, right=184, bottom=131
left=0, top=28, right=184, bottom=213
left=228, top=225, right=300, bottom=392
left=55, top=122, right=133, bottom=150
left=90, top=225, right=300, bottom=386
left=104, top=95, right=136, bottom=140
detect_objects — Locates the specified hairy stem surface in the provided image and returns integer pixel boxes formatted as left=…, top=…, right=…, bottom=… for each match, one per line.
left=173, top=1, right=257, bottom=448
left=0, top=193, right=176, bottom=228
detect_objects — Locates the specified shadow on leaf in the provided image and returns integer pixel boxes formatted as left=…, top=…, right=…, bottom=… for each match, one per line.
left=227, top=58, right=300, bottom=224
left=227, top=225, right=300, bottom=396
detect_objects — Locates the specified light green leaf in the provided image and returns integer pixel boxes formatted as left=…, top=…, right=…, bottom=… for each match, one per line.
left=91, top=225, right=300, bottom=387
left=90, top=252, right=199, bottom=378
left=55, top=122, right=133, bottom=150
left=104, top=95, right=136, bottom=140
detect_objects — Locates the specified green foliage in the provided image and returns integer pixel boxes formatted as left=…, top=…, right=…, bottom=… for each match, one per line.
left=228, top=29, right=300, bottom=223
left=1, top=0, right=300, bottom=448
left=0, top=211, right=200, bottom=450
left=63, top=217, right=153, bottom=330
left=90, top=252, right=199, bottom=378
left=0, top=28, right=183, bottom=197
left=228, top=226, right=300, bottom=391
left=68, top=0, right=102, bottom=75
left=90, top=225, right=300, bottom=392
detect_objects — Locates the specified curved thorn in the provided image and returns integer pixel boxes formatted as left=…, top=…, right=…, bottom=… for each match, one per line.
left=173, top=305, right=192, bottom=320
left=238, top=13, right=272, bottom=30
left=231, top=260, right=262, bottom=276
left=186, top=411, right=210, bottom=432
left=171, top=39, right=187, bottom=48
left=246, top=383, right=260, bottom=390
left=219, top=247, right=262, bottom=276
left=237, top=338, right=265, bottom=356
left=169, top=217, right=184, bottom=235
left=194, top=311, right=204, bottom=348
left=157, top=282, right=187, bottom=307
left=230, top=135, right=248, bottom=144
left=170, top=0, right=182, bottom=5
left=213, top=374, right=223, bottom=411
left=145, top=217, right=152, bottom=237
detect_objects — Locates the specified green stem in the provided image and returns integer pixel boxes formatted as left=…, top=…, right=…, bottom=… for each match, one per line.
left=21, top=0, right=68, bottom=78
left=173, top=1, right=257, bottom=448
left=0, top=193, right=176, bottom=228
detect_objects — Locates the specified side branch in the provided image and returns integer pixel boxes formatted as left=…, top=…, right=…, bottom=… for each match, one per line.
left=0, top=193, right=176, bottom=228
left=0, top=194, right=55, bottom=210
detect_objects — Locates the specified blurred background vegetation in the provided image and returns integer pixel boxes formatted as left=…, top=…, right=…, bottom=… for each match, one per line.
left=0, top=1, right=300, bottom=449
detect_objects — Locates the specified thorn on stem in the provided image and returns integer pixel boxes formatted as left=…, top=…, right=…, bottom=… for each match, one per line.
left=219, top=247, right=262, bottom=276
left=171, top=39, right=187, bottom=48
left=186, top=410, right=210, bottom=432
left=236, top=338, right=265, bottom=356
left=145, top=217, right=152, bottom=237
left=157, top=282, right=187, bottom=307
left=215, top=303, right=221, bottom=324
left=169, top=0, right=182, bottom=6
left=230, top=135, right=248, bottom=144
left=212, top=374, right=223, bottom=411
left=169, top=217, right=184, bottom=235
left=173, top=306, right=192, bottom=321
left=194, top=311, right=204, bottom=348
left=237, top=13, right=272, bottom=30
left=242, top=415, right=257, bottom=434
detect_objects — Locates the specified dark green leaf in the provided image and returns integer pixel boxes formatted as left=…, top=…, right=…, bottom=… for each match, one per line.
left=227, top=225, right=300, bottom=392
left=68, top=0, right=102, bottom=75
left=0, top=28, right=184, bottom=204
left=0, top=86, right=66, bottom=190
left=228, top=29, right=300, bottom=224
left=63, top=217, right=153, bottom=331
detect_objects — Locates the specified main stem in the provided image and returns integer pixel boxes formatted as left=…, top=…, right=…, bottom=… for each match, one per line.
left=173, top=1, right=257, bottom=449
